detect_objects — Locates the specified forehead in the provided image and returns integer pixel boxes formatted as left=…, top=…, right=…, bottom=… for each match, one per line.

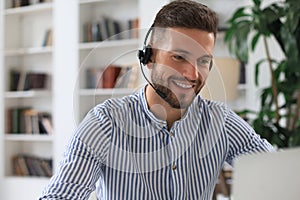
left=153, top=27, right=215, bottom=57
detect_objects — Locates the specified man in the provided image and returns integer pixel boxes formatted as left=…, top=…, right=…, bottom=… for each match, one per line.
left=39, top=0, right=274, bottom=199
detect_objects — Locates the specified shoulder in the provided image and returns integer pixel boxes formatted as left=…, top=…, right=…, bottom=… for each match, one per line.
left=195, top=95, right=231, bottom=119
left=77, top=92, right=140, bottom=133
left=72, top=93, right=141, bottom=154
left=92, top=92, right=140, bottom=119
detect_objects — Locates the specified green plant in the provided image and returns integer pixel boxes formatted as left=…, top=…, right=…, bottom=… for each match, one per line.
left=224, top=0, right=300, bottom=148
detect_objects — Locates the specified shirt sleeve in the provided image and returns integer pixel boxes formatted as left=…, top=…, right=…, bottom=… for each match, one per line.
left=39, top=106, right=112, bottom=200
left=224, top=109, right=275, bottom=165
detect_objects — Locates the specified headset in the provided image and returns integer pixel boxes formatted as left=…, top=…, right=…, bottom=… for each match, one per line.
left=138, top=24, right=154, bottom=65
left=137, top=25, right=168, bottom=99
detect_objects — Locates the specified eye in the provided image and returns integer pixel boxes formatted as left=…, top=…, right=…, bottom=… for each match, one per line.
left=197, top=57, right=212, bottom=69
left=172, top=54, right=186, bottom=61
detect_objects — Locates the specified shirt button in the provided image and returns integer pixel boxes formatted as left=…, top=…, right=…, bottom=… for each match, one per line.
left=170, top=131, right=174, bottom=137
left=172, top=164, right=177, bottom=171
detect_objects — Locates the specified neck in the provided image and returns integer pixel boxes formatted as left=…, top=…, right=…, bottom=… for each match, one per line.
left=145, top=85, right=185, bottom=130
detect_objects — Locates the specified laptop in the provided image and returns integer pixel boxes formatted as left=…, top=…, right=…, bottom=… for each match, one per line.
left=231, top=147, right=300, bottom=200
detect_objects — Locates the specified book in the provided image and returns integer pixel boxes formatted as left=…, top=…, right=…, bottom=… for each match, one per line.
left=102, top=65, right=122, bottom=88
left=86, top=67, right=104, bottom=89
left=9, top=69, right=21, bottom=91
left=12, top=156, right=24, bottom=176
left=114, top=64, right=139, bottom=89
left=38, top=112, right=54, bottom=134
left=103, top=16, right=115, bottom=40
left=17, top=70, right=27, bottom=91
left=40, top=158, right=53, bottom=177
left=23, top=109, right=39, bottom=134
left=91, top=21, right=102, bottom=42
left=42, top=28, right=53, bottom=47
left=7, top=107, right=31, bottom=134
left=130, top=17, right=139, bottom=39
left=12, top=154, right=53, bottom=177
left=13, top=155, right=30, bottom=176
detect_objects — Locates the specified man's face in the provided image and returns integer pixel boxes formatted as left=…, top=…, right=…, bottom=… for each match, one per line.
left=150, top=27, right=215, bottom=109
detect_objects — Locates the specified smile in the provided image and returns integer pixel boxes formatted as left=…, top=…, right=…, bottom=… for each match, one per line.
left=173, top=81, right=193, bottom=89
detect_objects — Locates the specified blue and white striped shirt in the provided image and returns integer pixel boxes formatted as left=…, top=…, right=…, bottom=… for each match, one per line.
left=40, top=86, right=273, bottom=200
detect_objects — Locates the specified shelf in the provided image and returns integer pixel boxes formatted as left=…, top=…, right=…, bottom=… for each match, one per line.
left=4, top=46, right=53, bottom=56
left=4, top=134, right=53, bottom=142
left=78, top=38, right=139, bottom=50
left=4, top=175, right=51, bottom=181
left=79, top=0, right=108, bottom=5
left=4, top=2, right=53, bottom=16
left=79, top=88, right=136, bottom=96
left=4, top=90, right=51, bottom=98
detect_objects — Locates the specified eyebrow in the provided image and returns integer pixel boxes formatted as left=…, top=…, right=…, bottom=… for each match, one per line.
left=172, top=49, right=191, bottom=55
left=172, top=49, right=213, bottom=59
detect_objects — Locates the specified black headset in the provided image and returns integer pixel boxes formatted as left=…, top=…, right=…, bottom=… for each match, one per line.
left=138, top=25, right=154, bottom=65
left=137, top=25, right=168, bottom=99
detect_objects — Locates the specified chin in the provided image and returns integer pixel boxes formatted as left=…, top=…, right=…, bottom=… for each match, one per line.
left=166, top=96, right=195, bottom=109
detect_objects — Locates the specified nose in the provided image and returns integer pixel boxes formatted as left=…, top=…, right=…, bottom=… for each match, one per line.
left=181, top=62, right=199, bottom=81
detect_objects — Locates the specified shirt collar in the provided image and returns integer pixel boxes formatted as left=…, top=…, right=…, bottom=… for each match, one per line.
left=138, top=85, right=203, bottom=129
left=139, top=85, right=167, bottom=128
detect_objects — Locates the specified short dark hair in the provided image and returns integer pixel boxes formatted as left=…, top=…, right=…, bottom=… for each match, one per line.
left=153, top=0, right=218, bottom=39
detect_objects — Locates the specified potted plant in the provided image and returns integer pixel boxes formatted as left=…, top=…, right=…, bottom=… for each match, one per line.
left=224, top=0, right=300, bottom=148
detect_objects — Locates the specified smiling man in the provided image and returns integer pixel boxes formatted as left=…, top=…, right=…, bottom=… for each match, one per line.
left=39, top=1, right=274, bottom=200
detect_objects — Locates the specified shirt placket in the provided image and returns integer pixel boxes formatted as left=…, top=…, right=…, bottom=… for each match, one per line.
left=169, top=128, right=177, bottom=200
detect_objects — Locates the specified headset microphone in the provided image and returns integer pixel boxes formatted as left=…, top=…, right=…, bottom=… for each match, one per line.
left=138, top=25, right=167, bottom=100
left=139, top=55, right=167, bottom=99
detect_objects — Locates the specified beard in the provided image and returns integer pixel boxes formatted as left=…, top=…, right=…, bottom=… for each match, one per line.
left=151, top=67, right=203, bottom=109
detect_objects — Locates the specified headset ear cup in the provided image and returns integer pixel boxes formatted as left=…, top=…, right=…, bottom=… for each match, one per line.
left=138, top=45, right=152, bottom=65
left=142, top=45, right=152, bottom=65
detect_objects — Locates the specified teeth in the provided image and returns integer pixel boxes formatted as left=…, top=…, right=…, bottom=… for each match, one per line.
left=174, top=81, right=192, bottom=89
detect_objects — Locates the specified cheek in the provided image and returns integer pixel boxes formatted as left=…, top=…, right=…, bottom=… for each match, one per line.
left=198, top=68, right=210, bottom=80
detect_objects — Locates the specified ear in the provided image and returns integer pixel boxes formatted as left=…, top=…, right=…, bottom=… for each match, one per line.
left=146, top=47, right=156, bottom=69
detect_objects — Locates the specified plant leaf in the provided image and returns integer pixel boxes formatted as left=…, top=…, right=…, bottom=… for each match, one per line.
left=251, top=32, right=260, bottom=51
left=254, top=59, right=265, bottom=86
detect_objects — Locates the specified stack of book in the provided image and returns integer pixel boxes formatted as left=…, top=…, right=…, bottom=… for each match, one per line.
left=85, top=64, right=139, bottom=89
left=12, top=0, right=52, bottom=8
left=12, top=154, right=52, bottom=177
left=12, top=0, right=30, bottom=8
left=10, top=70, right=50, bottom=91
left=6, top=108, right=53, bottom=135
left=83, top=16, right=139, bottom=42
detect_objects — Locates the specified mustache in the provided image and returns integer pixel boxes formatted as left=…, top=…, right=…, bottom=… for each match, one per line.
left=168, top=75, right=201, bottom=85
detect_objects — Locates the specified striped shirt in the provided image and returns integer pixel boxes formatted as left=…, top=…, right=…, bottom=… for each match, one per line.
left=40, top=86, right=273, bottom=200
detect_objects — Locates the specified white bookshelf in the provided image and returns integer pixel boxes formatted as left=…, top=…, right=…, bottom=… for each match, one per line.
left=0, top=0, right=54, bottom=199
left=0, top=0, right=139, bottom=199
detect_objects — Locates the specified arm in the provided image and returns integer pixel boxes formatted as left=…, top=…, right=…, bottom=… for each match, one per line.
left=39, top=107, right=112, bottom=199
left=225, top=109, right=275, bottom=165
